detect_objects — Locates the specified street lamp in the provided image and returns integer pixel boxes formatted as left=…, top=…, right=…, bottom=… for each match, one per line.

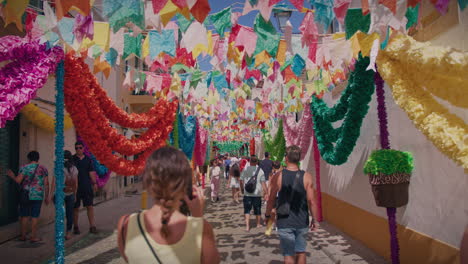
left=273, top=3, right=293, bottom=33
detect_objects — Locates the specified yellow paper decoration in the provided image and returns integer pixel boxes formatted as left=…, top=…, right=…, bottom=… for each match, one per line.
left=377, top=34, right=468, bottom=173
left=142, top=34, right=150, bottom=59
left=21, top=104, right=74, bottom=132
left=255, top=50, right=271, bottom=67
left=382, top=34, right=468, bottom=109
left=93, top=22, right=110, bottom=52
left=3, top=0, right=28, bottom=31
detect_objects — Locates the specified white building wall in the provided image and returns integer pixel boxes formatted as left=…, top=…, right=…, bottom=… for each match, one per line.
left=307, top=6, right=468, bottom=248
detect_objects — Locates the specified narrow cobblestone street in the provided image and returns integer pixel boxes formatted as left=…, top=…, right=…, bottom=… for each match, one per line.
left=0, top=178, right=387, bottom=264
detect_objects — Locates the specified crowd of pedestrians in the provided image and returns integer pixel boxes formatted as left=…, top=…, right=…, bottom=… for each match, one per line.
left=3, top=141, right=99, bottom=243
left=3, top=143, right=323, bottom=264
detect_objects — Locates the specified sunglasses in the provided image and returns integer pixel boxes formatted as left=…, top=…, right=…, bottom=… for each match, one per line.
left=75, top=147, right=83, bottom=150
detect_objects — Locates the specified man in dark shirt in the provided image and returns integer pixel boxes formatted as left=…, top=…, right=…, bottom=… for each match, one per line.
left=260, top=152, right=273, bottom=183
left=73, top=142, right=98, bottom=234
left=265, top=145, right=319, bottom=264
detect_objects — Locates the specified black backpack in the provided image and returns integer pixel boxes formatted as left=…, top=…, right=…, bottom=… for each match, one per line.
left=244, top=167, right=260, bottom=193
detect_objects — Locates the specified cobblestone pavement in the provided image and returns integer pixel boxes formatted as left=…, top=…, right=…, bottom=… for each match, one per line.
left=0, top=177, right=388, bottom=264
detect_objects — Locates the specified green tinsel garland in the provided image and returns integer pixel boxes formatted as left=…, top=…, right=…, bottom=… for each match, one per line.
left=364, top=149, right=414, bottom=176
left=311, top=55, right=375, bottom=165
left=214, top=141, right=245, bottom=154
left=263, top=119, right=286, bottom=162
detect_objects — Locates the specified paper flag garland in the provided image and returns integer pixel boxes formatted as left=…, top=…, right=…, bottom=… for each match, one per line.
left=209, top=7, right=232, bottom=37
left=149, top=30, right=176, bottom=58
left=345, top=8, right=371, bottom=39
left=253, top=14, right=281, bottom=57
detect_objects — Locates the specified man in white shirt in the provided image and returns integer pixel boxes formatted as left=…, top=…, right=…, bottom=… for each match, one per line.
left=240, top=156, right=267, bottom=232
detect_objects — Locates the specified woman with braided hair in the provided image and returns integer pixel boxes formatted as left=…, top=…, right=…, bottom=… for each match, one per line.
left=117, top=146, right=220, bottom=264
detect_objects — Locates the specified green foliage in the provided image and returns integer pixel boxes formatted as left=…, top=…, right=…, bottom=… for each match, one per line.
left=263, top=120, right=286, bottom=162
left=364, top=149, right=414, bottom=175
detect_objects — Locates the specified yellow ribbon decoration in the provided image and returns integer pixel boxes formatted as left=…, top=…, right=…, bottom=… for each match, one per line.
left=382, top=34, right=468, bottom=108
left=20, top=104, right=74, bottom=132
left=377, top=34, right=468, bottom=173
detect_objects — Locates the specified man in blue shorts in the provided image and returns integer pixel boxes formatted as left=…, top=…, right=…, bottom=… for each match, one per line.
left=265, top=145, right=320, bottom=264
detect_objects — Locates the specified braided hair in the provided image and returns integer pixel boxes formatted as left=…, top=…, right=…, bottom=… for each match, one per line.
left=142, top=146, right=192, bottom=238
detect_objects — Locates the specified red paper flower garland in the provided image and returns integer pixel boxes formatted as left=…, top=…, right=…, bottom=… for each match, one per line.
left=64, top=55, right=177, bottom=175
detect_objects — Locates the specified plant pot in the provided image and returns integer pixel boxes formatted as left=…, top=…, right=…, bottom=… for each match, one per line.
left=371, top=182, right=409, bottom=208
left=369, top=173, right=411, bottom=208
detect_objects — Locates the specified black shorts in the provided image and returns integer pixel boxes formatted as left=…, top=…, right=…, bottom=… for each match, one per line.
left=74, top=190, right=94, bottom=208
left=243, top=196, right=262, bottom=215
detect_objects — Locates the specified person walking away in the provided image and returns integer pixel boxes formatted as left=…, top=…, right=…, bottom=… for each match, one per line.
left=260, top=152, right=273, bottom=187
left=224, top=156, right=231, bottom=179
left=239, top=156, right=249, bottom=172
left=265, top=160, right=282, bottom=233
left=210, top=159, right=221, bottom=202
left=265, top=145, right=320, bottom=264
left=226, top=163, right=241, bottom=204
left=6, top=151, right=49, bottom=242
left=50, top=150, right=78, bottom=240
left=73, top=141, right=99, bottom=234
left=240, top=156, right=267, bottom=231
left=117, top=146, right=220, bottom=264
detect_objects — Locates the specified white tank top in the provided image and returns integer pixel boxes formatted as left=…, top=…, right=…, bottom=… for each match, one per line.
left=124, top=211, right=203, bottom=264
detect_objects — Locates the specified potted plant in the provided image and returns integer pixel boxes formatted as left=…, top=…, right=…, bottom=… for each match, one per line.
left=363, top=149, right=414, bottom=208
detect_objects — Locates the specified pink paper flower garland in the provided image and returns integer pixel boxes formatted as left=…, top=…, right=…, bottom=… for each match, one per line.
left=282, top=105, right=314, bottom=160
left=0, top=36, right=63, bottom=127
left=193, top=119, right=208, bottom=167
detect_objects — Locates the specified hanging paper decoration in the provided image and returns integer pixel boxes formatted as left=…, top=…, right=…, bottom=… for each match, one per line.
left=149, top=30, right=176, bottom=58
left=104, top=0, right=145, bottom=32
left=20, top=104, right=74, bottom=132
left=55, top=0, right=91, bottom=21
left=177, top=13, right=194, bottom=33
left=190, top=0, right=211, bottom=23
left=311, top=55, right=375, bottom=165
left=178, top=112, right=197, bottom=160
left=377, top=34, right=468, bottom=173
left=344, top=9, right=371, bottom=39
left=123, top=33, right=143, bottom=60
left=405, top=3, right=419, bottom=29
left=73, top=13, right=94, bottom=43
left=333, top=0, right=351, bottom=25
left=263, top=120, right=286, bottom=162
left=64, top=54, right=178, bottom=175
left=2, top=0, right=29, bottom=31
left=209, top=7, right=232, bottom=37
left=194, top=119, right=208, bottom=166
left=310, top=0, right=335, bottom=30
left=0, top=36, right=64, bottom=128
left=282, top=106, right=313, bottom=160
left=253, top=13, right=281, bottom=57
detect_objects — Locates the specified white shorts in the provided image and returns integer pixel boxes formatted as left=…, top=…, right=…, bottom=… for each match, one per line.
left=230, top=178, right=240, bottom=188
